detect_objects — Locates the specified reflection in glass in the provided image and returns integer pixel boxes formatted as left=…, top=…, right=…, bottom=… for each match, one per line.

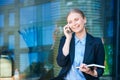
left=20, top=53, right=30, bottom=73
left=18, top=3, right=55, bottom=79
left=0, top=15, right=4, bottom=27
left=20, top=34, right=28, bottom=48
left=18, top=26, right=37, bottom=47
left=9, top=13, right=15, bottom=27
left=20, top=6, right=36, bottom=25
left=20, top=52, right=52, bottom=78
left=0, top=0, right=14, bottom=6
left=0, top=33, right=4, bottom=46
left=9, top=35, right=15, bottom=49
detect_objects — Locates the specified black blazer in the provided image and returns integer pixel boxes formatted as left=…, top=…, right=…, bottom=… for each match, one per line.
left=51, top=33, right=105, bottom=80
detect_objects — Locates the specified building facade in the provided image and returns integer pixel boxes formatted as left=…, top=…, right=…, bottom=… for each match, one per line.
left=0, top=0, right=119, bottom=80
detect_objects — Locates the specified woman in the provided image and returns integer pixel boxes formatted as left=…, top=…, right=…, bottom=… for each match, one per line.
left=53, top=8, right=105, bottom=80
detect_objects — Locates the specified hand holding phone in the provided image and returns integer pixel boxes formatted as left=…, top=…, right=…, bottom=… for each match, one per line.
left=66, top=27, right=72, bottom=33
left=64, top=24, right=73, bottom=34
left=63, top=24, right=73, bottom=39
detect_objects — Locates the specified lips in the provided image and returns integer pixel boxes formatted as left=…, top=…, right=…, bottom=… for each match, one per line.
left=73, top=24, right=80, bottom=29
left=72, top=24, right=83, bottom=32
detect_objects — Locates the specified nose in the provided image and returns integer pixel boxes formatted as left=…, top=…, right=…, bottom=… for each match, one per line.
left=72, top=21, right=77, bottom=26
left=69, top=21, right=77, bottom=27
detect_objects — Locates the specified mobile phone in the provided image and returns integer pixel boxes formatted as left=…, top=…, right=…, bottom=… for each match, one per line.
left=66, top=27, right=73, bottom=33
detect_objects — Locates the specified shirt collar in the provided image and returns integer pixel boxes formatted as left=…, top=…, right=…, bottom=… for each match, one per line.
left=75, top=34, right=86, bottom=45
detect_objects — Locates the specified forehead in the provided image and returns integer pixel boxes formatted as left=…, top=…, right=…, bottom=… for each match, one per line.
left=67, top=12, right=82, bottom=21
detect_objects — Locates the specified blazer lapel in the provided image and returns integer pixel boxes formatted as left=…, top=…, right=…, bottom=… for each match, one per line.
left=70, top=33, right=75, bottom=64
left=83, top=33, right=94, bottom=63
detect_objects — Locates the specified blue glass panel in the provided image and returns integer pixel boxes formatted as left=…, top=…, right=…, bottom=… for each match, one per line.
left=51, top=1, right=60, bottom=20
left=20, top=34, right=28, bottom=48
left=20, top=0, right=24, bottom=3
left=9, top=13, right=15, bottom=27
left=42, top=26, right=54, bottom=45
left=42, top=3, right=52, bottom=21
left=0, top=15, right=4, bottom=27
left=20, top=53, right=30, bottom=72
left=19, top=25, right=38, bottom=47
left=0, top=0, right=14, bottom=6
left=20, top=52, right=50, bottom=78
left=9, top=35, right=15, bottom=49
left=107, top=21, right=113, bottom=37
left=0, top=33, right=4, bottom=46
left=20, top=6, right=36, bottom=25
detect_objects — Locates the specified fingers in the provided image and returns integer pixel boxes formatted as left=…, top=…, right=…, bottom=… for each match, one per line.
left=77, top=64, right=98, bottom=77
left=63, top=24, right=69, bottom=30
left=79, top=64, right=94, bottom=74
left=63, top=24, right=72, bottom=33
left=94, top=67, right=97, bottom=70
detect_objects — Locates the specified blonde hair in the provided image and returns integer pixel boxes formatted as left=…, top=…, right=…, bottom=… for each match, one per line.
left=66, top=8, right=85, bottom=19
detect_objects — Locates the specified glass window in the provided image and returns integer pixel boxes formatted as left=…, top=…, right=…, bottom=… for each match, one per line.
left=42, top=26, right=54, bottom=45
left=0, top=33, right=4, bottom=46
left=20, top=6, right=37, bottom=48
left=0, top=0, right=14, bottom=6
left=19, top=25, right=38, bottom=48
left=20, top=34, right=28, bottom=48
left=37, top=3, right=55, bottom=46
left=20, top=53, right=30, bottom=72
left=20, top=0, right=24, bottom=3
left=20, top=52, right=46, bottom=77
left=9, top=35, right=15, bottom=49
left=20, top=0, right=35, bottom=4
left=20, top=6, right=36, bottom=25
left=0, top=15, right=4, bottom=27
left=9, top=13, right=15, bottom=27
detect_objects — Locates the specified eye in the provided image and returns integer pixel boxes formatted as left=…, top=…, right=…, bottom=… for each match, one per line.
left=74, top=18, right=79, bottom=21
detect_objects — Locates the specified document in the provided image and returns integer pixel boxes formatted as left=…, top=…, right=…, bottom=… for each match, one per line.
left=76, top=64, right=105, bottom=69
left=87, top=64, right=105, bottom=68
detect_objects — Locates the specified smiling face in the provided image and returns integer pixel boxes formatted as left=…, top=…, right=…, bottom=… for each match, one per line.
left=67, top=12, right=86, bottom=33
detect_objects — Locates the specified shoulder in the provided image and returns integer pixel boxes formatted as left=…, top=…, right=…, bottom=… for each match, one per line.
left=87, top=33, right=103, bottom=44
left=60, top=35, right=66, bottom=41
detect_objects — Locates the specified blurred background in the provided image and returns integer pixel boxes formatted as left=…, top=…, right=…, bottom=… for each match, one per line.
left=0, top=0, right=119, bottom=80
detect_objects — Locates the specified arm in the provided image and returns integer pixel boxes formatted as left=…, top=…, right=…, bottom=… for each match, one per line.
left=62, top=24, right=72, bottom=56
left=56, top=36, right=70, bottom=67
left=57, top=24, right=72, bottom=67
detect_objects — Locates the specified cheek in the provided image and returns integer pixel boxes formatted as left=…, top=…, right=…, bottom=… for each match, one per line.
left=68, top=24, right=73, bottom=28
left=78, top=19, right=85, bottom=24
left=76, top=20, right=82, bottom=25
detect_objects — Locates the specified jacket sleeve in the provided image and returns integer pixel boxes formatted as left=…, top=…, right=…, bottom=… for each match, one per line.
left=95, top=38, right=105, bottom=77
left=56, top=36, right=70, bottom=67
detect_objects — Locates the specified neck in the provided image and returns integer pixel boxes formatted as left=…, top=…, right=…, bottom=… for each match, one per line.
left=75, top=28, right=86, bottom=40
